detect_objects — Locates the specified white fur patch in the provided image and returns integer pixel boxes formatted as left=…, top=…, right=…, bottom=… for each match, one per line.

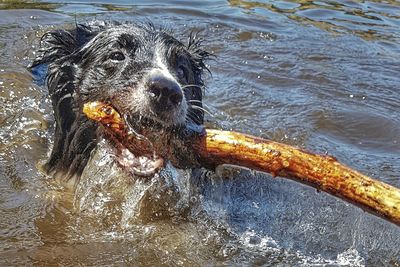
left=154, top=47, right=175, bottom=81
left=127, top=45, right=188, bottom=126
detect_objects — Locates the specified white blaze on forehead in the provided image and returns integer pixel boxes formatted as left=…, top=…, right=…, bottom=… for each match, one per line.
left=154, top=46, right=176, bottom=81
left=148, top=45, right=188, bottom=125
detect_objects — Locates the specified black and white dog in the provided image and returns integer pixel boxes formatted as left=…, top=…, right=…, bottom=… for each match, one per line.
left=31, top=22, right=210, bottom=188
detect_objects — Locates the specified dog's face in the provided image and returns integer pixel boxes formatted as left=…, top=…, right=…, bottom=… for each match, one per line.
left=75, top=24, right=207, bottom=127
left=31, top=22, right=209, bottom=181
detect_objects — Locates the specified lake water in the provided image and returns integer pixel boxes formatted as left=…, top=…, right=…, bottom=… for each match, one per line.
left=0, top=0, right=399, bottom=266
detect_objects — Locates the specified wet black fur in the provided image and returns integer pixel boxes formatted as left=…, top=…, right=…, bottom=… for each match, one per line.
left=31, top=21, right=210, bottom=181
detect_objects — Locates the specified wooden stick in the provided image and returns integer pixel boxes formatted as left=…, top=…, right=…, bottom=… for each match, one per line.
left=83, top=102, right=400, bottom=226
left=195, top=129, right=400, bottom=225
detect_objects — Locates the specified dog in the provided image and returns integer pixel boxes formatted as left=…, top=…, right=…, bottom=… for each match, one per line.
left=31, top=21, right=210, bottom=189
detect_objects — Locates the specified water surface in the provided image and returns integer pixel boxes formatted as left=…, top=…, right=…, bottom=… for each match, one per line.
left=0, top=0, right=399, bottom=266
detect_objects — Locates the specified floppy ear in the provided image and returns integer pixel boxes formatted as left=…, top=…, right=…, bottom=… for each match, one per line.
left=30, top=29, right=76, bottom=68
left=30, top=24, right=100, bottom=180
left=30, top=24, right=97, bottom=68
left=187, top=31, right=211, bottom=85
left=185, top=32, right=212, bottom=125
left=30, top=24, right=99, bottom=87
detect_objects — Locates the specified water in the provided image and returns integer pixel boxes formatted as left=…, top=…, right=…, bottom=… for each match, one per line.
left=0, top=0, right=399, bottom=266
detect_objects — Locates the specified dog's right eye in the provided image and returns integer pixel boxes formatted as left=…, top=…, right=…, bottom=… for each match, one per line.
left=109, top=51, right=125, bottom=61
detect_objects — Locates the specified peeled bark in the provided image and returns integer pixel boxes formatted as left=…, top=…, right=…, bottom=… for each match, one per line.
left=83, top=102, right=400, bottom=226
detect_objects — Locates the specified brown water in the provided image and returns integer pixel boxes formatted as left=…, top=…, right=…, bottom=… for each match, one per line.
left=0, top=0, right=399, bottom=266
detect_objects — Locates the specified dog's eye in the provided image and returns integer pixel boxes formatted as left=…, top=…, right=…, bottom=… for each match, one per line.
left=109, top=51, right=125, bottom=61
left=177, top=65, right=187, bottom=80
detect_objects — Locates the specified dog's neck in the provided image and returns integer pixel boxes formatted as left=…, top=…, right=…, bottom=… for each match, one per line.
left=43, top=61, right=97, bottom=182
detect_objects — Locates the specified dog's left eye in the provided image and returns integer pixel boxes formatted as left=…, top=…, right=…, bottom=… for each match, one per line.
left=109, top=51, right=125, bottom=61
left=177, top=65, right=187, bottom=80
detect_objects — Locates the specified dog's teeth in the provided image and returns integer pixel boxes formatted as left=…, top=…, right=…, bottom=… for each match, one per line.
left=139, top=156, right=147, bottom=164
left=116, top=147, right=163, bottom=177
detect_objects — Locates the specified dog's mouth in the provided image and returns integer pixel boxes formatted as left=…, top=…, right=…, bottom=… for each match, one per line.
left=106, top=115, right=168, bottom=177
left=87, top=101, right=178, bottom=177
left=116, top=145, right=164, bottom=177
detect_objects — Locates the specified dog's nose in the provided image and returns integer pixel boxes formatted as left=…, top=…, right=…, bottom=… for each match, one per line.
left=147, top=74, right=183, bottom=107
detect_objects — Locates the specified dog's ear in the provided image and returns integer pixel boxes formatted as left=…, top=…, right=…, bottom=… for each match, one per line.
left=187, top=32, right=212, bottom=85
left=30, top=29, right=76, bottom=68
left=30, top=24, right=97, bottom=68
left=185, top=32, right=212, bottom=125
left=30, top=24, right=99, bottom=86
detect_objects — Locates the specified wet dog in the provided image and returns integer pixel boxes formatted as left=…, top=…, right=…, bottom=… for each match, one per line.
left=31, top=21, right=210, bottom=188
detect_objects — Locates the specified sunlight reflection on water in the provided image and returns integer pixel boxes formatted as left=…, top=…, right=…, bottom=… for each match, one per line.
left=0, top=1, right=399, bottom=266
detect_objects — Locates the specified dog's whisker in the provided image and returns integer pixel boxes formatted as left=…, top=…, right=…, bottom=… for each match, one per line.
left=181, top=84, right=205, bottom=90
left=189, top=104, right=214, bottom=117
left=186, top=108, right=202, bottom=118
left=186, top=113, right=201, bottom=124
left=187, top=100, right=212, bottom=111
left=124, top=115, right=147, bottom=139
left=185, top=110, right=205, bottom=125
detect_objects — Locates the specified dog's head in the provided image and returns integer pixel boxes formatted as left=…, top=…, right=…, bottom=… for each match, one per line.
left=31, top=22, right=210, bottom=181
left=35, top=22, right=209, bottom=126
left=76, top=23, right=209, bottom=126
